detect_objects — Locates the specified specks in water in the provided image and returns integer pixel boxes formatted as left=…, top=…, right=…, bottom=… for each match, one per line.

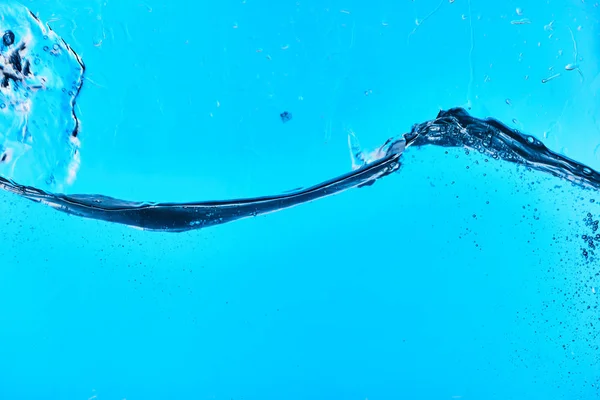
left=542, top=73, right=560, bottom=84
left=565, top=63, right=579, bottom=71
left=511, top=18, right=531, bottom=25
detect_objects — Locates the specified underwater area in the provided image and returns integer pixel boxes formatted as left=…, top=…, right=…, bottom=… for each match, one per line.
left=0, top=0, right=598, bottom=399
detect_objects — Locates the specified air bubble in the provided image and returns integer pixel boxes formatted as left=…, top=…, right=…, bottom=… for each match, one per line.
left=2, top=30, right=15, bottom=46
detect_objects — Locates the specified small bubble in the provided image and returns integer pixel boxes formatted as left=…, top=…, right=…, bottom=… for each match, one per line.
left=43, top=45, right=49, bottom=51
left=52, top=43, right=59, bottom=50
left=527, top=136, right=534, bottom=144
left=0, top=103, right=5, bottom=109
left=583, top=167, right=592, bottom=175
left=2, top=30, right=15, bottom=46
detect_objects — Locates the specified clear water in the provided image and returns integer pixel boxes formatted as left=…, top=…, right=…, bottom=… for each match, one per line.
left=0, top=0, right=598, bottom=399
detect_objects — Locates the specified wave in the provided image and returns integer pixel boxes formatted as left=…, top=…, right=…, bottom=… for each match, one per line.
left=1, top=3, right=599, bottom=232
left=3, top=106, right=599, bottom=232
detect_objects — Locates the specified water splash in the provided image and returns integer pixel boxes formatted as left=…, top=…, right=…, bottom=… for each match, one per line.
left=0, top=2, right=84, bottom=191
left=0, top=152, right=402, bottom=232
left=405, top=108, right=600, bottom=190
left=1, top=4, right=600, bottom=233
left=3, top=106, right=600, bottom=233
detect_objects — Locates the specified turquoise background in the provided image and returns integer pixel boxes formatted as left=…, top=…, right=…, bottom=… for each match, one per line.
left=0, top=0, right=599, bottom=399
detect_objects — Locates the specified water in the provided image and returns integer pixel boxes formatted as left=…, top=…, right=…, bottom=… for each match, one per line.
left=0, top=1, right=598, bottom=399
left=0, top=2, right=83, bottom=191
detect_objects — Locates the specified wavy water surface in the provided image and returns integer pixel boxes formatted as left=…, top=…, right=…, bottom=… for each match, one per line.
left=1, top=3, right=599, bottom=232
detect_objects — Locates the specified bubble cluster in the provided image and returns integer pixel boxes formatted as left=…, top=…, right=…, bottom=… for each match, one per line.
left=581, top=212, right=600, bottom=260
left=0, top=3, right=84, bottom=190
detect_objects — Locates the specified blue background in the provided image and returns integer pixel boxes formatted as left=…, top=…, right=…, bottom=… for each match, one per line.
left=0, top=0, right=599, bottom=399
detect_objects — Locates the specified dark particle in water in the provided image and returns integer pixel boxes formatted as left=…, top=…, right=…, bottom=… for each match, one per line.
left=280, top=111, right=292, bottom=123
left=2, top=30, right=15, bottom=47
